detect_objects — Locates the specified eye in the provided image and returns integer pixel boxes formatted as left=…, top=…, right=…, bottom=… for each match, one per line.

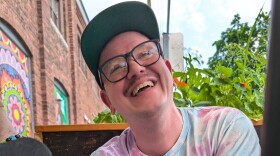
left=110, top=62, right=127, bottom=75
left=139, top=50, right=154, bottom=59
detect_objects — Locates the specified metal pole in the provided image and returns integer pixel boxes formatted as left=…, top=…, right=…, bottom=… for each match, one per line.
left=147, top=0, right=151, bottom=7
left=166, top=0, right=170, bottom=33
left=261, top=0, right=280, bottom=155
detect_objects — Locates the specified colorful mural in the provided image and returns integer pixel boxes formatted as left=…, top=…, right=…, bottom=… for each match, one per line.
left=0, top=30, right=32, bottom=136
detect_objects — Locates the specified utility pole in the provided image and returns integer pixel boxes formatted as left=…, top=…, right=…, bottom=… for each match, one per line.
left=147, top=0, right=151, bottom=7
left=163, top=0, right=171, bottom=59
left=167, top=0, right=170, bottom=33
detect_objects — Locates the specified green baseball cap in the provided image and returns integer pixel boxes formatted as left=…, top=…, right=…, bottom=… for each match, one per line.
left=81, top=1, right=160, bottom=88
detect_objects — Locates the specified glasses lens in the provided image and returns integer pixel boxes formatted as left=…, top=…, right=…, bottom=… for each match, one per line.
left=132, top=41, right=160, bottom=66
left=101, top=57, right=128, bottom=82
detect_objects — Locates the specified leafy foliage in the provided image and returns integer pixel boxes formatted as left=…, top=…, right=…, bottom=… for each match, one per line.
left=174, top=53, right=264, bottom=121
left=173, top=8, right=269, bottom=121
left=92, top=109, right=126, bottom=123
left=208, top=10, right=269, bottom=70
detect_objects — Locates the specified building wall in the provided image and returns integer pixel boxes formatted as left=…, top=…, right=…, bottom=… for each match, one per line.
left=0, top=0, right=105, bottom=134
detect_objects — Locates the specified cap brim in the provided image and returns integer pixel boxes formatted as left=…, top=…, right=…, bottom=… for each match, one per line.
left=81, top=1, right=159, bottom=88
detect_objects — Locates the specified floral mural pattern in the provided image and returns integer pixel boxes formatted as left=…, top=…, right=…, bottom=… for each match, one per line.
left=0, top=30, right=32, bottom=136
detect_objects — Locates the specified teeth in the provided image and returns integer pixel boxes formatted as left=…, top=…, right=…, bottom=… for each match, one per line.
left=132, top=81, right=154, bottom=97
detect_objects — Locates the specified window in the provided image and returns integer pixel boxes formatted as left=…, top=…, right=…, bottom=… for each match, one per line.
left=50, top=0, right=66, bottom=38
left=51, top=0, right=59, bottom=27
left=54, top=80, right=69, bottom=125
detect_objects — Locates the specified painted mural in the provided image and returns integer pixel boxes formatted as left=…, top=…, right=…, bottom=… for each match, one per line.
left=0, top=30, right=32, bottom=136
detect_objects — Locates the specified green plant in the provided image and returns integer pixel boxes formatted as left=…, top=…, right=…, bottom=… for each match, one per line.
left=92, top=109, right=126, bottom=123
left=173, top=53, right=264, bottom=121
left=173, top=8, right=268, bottom=122
left=208, top=9, right=269, bottom=70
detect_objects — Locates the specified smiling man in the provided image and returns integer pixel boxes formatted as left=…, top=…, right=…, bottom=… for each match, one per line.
left=81, top=1, right=260, bottom=156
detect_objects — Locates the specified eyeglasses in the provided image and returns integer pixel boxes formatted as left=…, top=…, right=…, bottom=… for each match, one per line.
left=98, top=39, right=162, bottom=86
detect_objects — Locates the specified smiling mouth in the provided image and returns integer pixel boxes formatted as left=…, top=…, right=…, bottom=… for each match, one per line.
left=132, top=81, right=154, bottom=97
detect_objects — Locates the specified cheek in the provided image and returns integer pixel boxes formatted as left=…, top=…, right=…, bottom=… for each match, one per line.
left=105, top=84, right=124, bottom=101
left=107, top=93, right=129, bottom=114
left=161, top=68, right=174, bottom=89
left=159, top=62, right=172, bottom=77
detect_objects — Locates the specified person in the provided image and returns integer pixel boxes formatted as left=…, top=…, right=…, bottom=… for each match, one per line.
left=0, top=88, right=52, bottom=156
left=81, top=1, right=260, bottom=155
left=0, top=137, right=52, bottom=156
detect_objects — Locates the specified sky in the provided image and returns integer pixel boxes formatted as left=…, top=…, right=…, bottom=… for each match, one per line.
left=81, top=0, right=271, bottom=65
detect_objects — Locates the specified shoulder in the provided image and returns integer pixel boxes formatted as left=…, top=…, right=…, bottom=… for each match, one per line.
left=180, top=106, right=243, bottom=114
left=180, top=106, right=258, bottom=142
left=179, top=106, right=260, bottom=155
left=179, top=106, right=254, bottom=135
left=180, top=106, right=247, bottom=123
left=91, top=128, right=133, bottom=156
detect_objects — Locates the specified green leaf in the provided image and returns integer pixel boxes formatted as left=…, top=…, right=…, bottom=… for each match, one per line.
left=173, top=92, right=182, bottom=98
left=173, top=72, right=186, bottom=78
left=254, top=90, right=264, bottom=108
left=235, top=61, right=244, bottom=70
left=214, top=78, right=228, bottom=85
left=234, top=82, right=243, bottom=91
left=194, top=101, right=212, bottom=107
left=173, top=97, right=189, bottom=107
left=93, top=109, right=126, bottom=123
left=189, top=86, right=200, bottom=94
left=217, top=66, right=233, bottom=78
left=244, top=101, right=254, bottom=114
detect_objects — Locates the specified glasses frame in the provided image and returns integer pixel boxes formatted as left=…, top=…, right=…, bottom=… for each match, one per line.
left=98, top=39, right=163, bottom=89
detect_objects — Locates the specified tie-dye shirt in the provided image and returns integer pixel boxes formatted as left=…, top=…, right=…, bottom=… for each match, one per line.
left=91, top=106, right=261, bottom=156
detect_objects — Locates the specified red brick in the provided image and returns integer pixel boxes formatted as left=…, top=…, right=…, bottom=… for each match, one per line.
left=0, top=0, right=105, bottom=127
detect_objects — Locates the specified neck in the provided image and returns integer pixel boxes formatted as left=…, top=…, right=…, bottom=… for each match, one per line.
left=128, top=104, right=183, bottom=156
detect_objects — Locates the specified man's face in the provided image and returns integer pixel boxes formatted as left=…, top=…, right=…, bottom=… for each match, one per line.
left=99, top=31, right=174, bottom=121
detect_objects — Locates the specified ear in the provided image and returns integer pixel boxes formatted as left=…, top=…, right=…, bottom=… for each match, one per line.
left=165, top=60, right=176, bottom=86
left=164, top=59, right=173, bottom=74
left=100, top=90, right=116, bottom=114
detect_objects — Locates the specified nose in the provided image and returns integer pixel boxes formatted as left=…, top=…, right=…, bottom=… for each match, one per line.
left=126, top=58, right=145, bottom=80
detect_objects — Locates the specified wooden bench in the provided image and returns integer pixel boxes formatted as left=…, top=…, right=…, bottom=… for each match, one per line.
left=35, top=123, right=128, bottom=156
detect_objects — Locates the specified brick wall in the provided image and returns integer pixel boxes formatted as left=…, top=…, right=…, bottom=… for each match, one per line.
left=0, top=0, right=105, bottom=126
